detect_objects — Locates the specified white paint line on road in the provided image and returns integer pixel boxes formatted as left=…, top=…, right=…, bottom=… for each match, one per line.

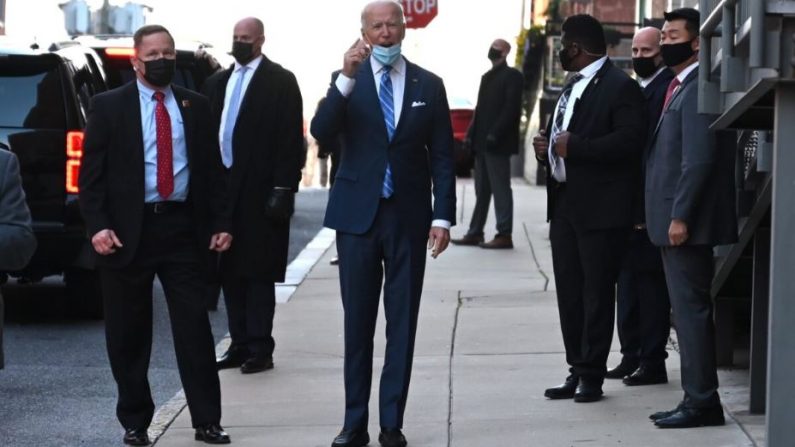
left=149, top=227, right=337, bottom=444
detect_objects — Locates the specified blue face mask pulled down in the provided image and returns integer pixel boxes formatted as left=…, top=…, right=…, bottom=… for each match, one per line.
left=371, top=43, right=402, bottom=66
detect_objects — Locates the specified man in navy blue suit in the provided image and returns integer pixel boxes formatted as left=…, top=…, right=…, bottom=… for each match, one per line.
left=311, top=2, right=455, bottom=446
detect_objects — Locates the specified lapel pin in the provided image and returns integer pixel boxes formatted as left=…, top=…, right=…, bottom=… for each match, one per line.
left=412, top=78, right=418, bottom=83
left=181, top=99, right=191, bottom=108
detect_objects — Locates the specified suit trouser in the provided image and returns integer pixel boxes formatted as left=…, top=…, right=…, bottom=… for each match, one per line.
left=550, top=186, right=628, bottom=380
left=336, top=198, right=427, bottom=430
left=222, top=277, right=276, bottom=356
left=616, top=231, right=671, bottom=366
left=467, top=151, right=513, bottom=236
left=100, top=207, right=221, bottom=430
left=660, top=245, right=720, bottom=408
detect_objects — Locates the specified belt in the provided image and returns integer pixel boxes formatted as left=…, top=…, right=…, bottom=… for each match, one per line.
left=144, top=201, right=188, bottom=214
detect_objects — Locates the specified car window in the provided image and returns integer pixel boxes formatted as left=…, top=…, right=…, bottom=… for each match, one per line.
left=0, top=56, right=66, bottom=129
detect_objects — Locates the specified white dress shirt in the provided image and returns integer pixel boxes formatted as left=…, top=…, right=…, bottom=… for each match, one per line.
left=640, top=65, right=667, bottom=88
left=676, top=61, right=698, bottom=84
left=218, top=55, right=263, bottom=153
left=334, top=56, right=450, bottom=230
left=550, top=56, right=608, bottom=182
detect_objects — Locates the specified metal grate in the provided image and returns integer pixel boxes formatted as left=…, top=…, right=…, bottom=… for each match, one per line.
left=743, top=130, right=759, bottom=176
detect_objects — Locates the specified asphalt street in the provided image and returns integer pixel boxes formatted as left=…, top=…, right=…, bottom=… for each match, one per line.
left=0, top=188, right=329, bottom=447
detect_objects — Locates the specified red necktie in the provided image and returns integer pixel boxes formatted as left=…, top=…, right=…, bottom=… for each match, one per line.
left=662, top=77, right=682, bottom=111
left=153, top=91, right=174, bottom=199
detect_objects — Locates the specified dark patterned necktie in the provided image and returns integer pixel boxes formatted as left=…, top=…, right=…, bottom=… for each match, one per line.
left=153, top=91, right=173, bottom=199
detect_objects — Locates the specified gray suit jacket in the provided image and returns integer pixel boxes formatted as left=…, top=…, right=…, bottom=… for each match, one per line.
left=0, top=149, right=37, bottom=369
left=644, top=67, right=737, bottom=247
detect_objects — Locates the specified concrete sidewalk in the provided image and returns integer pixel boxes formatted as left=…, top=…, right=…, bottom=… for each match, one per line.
left=155, top=179, right=754, bottom=447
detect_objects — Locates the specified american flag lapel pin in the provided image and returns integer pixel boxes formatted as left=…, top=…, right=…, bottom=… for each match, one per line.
left=181, top=99, right=191, bottom=108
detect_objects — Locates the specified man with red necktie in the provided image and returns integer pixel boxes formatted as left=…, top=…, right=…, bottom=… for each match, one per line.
left=79, top=25, right=233, bottom=445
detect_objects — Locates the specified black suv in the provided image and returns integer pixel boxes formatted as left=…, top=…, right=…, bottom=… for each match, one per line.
left=0, top=40, right=108, bottom=316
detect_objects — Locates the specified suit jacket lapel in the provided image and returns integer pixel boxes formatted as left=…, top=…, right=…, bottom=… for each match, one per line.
left=650, top=67, right=698, bottom=141
left=568, top=59, right=611, bottom=131
left=358, top=58, right=388, bottom=142
left=172, top=86, right=195, bottom=168
left=125, top=82, right=145, bottom=182
left=395, top=59, right=418, bottom=140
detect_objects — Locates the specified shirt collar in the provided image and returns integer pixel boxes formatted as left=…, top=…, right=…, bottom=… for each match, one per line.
left=234, top=54, right=263, bottom=73
left=578, top=56, right=608, bottom=79
left=137, top=79, right=172, bottom=101
left=370, top=55, right=406, bottom=76
left=677, top=61, right=698, bottom=83
left=640, top=66, right=667, bottom=88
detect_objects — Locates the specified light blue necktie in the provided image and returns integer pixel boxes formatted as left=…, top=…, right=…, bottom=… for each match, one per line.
left=379, top=66, right=395, bottom=198
left=221, top=66, right=248, bottom=168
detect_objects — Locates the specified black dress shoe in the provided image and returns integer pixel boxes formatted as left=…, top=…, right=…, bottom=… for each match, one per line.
left=240, top=354, right=274, bottom=374
left=216, top=346, right=249, bottom=370
left=123, top=428, right=150, bottom=446
left=544, top=374, right=579, bottom=399
left=379, top=428, right=407, bottom=447
left=194, top=424, right=231, bottom=444
left=605, top=358, right=639, bottom=379
left=649, top=402, right=685, bottom=421
left=573, top=379, right=603, bottom=403
left=654, top=406, right=725, bottom=428
left=331, top=428, right=369, bottom=447
left=623, top=364, right=668, bottom=386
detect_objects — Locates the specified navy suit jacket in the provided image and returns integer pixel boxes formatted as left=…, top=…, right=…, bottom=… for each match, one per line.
left=645, top=67, right=737, bottom=247
left=311, top=58, right=456, bottom=235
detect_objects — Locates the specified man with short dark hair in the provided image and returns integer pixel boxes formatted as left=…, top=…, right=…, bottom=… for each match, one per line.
left=532, top=14, right=646, bottom=403
left=80, top=24, right=233, bottom=445
left=451, top=38, right=523, bottom=249
left=645, top=7, right=737, bottom=428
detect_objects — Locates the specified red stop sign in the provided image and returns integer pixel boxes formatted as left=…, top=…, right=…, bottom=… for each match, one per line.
left=400, top=0, right=438, bottom=29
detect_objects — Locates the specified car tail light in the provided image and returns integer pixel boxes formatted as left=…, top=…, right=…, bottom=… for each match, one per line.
left=105, top=47, right=136, bottom=58
left=66, top=131, right=83, bottom=194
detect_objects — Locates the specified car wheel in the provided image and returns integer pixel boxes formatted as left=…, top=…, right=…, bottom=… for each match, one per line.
left=64, top=268, right=104, bottom=319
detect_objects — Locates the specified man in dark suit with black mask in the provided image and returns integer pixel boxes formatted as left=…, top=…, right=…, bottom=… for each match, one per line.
left=606, top=26, right=674, bottom=386
left=203, top=17, right=304, bottom=375
left=532, top=14, right=646, bottom=403
left=645, top=8, right=737, bottom=429
left=79, top=25, right=232, bottom=445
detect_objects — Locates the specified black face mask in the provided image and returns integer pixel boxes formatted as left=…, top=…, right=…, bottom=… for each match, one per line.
left=558, top=46, right=575, bottom=72
left=142, top=58, right=176, bottom=87
left=632, top=55, right=660, bottom=79
left=487, top=47, right=502, bottom=61
left=661, top=40, right=695, bottom=67
left=232, top=41, right=255, bottom=65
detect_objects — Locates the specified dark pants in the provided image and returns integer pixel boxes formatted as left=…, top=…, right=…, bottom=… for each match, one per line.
left=336, top=198, right=427, bottom=430
left=100, top=205, right=221, bottom=430
left=467, top=151, right=513, bottom=236
left=550, top=186, right=628, bottom=380
left=222, top=277, right=276, bottom=356
left=661, top=245, right=721, bottom=408
left=615, top=230, right=671, bottom=366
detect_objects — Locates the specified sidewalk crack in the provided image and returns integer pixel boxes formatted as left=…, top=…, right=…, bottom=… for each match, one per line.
left=523, top=222, right=549, bottom=291
left=447, top=291, right=462, bottom=447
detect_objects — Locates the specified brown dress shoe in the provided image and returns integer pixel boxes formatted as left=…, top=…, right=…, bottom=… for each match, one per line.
left=450, top=233, right=484, bottom=246
left=479, top=235, right=513, bottom=249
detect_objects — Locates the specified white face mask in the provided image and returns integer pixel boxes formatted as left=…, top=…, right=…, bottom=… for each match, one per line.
left=371, top=43, right=402, bottom=66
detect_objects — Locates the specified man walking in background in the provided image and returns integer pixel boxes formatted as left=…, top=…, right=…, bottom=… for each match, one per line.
left=311, top=1, right=455, bottom=445
left=645, top=8, right=737, bottom=428
left=451, top=38, right=523, bottom=249
left=532, top=14, right=646, bottom=404
left=606, top=26, right=673, bottom=386
left=79, top=25, right=232, bottom=445
left=203, top=17, right=304, bottom=375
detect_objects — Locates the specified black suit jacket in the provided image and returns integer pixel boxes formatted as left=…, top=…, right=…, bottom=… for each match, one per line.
left=544, top=59, right=647, bottom=229
left=79, top=81, right=230, bottom=268
left=467, top=62, right=524, bottom=155
left=203, top=57, right=304, bottom=281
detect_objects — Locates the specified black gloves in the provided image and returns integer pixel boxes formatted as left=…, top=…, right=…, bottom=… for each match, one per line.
left=265, top=189, right=294, bottom=222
